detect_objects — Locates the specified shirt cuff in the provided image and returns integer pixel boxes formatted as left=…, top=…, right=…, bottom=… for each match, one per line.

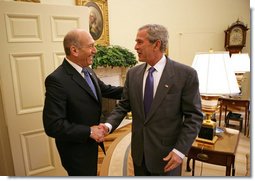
left=104, top=123, right=112, bottom=133
left=172, top=148, right=185, bottom=159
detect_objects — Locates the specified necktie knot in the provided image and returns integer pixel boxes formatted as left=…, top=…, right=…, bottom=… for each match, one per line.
left=82, top=68, right=89, bottom=76
left=148, top=67, right=156, bottom=74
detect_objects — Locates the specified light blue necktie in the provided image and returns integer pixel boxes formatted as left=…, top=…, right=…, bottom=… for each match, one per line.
left=144, top=67, right=155, bottom=118
left=82, top=68, right=98, bottom=100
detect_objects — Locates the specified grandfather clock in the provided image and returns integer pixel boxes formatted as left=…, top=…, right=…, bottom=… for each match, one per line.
left=224, top=20, right=249, bottom=56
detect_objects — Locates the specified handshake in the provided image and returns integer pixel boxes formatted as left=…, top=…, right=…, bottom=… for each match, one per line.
left=90, top=123, right=109, bottom=142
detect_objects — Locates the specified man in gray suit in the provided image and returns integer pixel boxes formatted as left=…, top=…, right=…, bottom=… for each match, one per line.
left=101, top=24, right=203, bottom=176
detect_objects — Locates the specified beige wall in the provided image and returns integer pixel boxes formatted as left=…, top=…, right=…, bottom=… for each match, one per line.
left=108, top=0, right=250, bottom=65
left=0, top=0, right=251, bottom=175
left=40, top=0, right=250, bottom=66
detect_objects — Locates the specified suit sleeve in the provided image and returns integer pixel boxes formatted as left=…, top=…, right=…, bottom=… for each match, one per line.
left=105, top=70, right=132, bottom=132
left=97, top=77, right=123, bottom=99
left=174, top=69, right=203, bottom=155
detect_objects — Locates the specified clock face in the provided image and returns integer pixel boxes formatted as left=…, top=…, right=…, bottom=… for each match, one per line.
left=229, top=27, right=243, bottom=46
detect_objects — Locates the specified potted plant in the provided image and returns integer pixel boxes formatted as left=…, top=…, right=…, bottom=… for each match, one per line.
left=92, top=44, right=138, bottom=69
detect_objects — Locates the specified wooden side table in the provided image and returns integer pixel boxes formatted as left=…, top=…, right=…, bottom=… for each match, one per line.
left=186, top=131, right=240, bottom=176
left=218, top=97, right=250, bottom=136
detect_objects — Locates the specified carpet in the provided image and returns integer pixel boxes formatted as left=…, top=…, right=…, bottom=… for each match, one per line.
left=99, top=127, right=250, bottom=176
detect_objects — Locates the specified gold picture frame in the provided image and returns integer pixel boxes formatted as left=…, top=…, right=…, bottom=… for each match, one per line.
left=15, top=0, right=40, bottom=2
left=76, top=0, right=109, bottom=45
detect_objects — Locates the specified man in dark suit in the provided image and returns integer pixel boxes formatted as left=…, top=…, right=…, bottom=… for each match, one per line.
left=101, top=24, right=203, bottom=176
left=43, top=29, right=123, bottom=176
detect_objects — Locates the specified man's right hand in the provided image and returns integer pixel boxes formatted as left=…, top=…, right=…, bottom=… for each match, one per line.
left=90, top=125, right=106, bottom=142
left=98, top=123, right=109, bottom=135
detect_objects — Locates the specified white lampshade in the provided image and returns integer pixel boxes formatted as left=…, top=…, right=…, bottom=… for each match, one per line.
left=230, top=53, right=250, bottom=73
left=192, top=51, right=240, bottom=95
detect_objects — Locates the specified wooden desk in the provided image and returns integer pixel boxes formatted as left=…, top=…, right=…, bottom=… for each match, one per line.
left=218, top=97, right=250, bottom=136
left=186, top=131, right=240, bottom=176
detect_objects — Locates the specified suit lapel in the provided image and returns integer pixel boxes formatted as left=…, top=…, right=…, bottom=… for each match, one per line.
left=135, top=64, right=147, bottom=118
left=63, top=60, right=99, bottom=102
left=145, top=58, right=175, bottom=122
left=86, top=68, right=102, bottom=103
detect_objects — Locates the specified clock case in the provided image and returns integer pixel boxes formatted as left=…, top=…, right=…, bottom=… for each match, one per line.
left=224, top=20, right=249, bottom=54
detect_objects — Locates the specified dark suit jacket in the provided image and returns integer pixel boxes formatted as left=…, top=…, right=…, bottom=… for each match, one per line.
left=107, top=57, right=203, bottom=174
left=43, top=59, right=123, bottom=175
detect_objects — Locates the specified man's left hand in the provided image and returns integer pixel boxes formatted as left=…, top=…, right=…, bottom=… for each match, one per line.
left=163, top=151, right=183, bottom=172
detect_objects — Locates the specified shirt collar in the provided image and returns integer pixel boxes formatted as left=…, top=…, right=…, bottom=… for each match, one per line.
left=65, top=57, right=83, bottom=73
left=146, top=55, right=166, bottom=73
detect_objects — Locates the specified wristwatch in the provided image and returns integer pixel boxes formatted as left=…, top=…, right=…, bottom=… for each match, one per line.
left=90, top=128, right=93, bottom=136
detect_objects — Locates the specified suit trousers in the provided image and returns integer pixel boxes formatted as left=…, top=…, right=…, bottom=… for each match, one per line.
left=133, top=156, right=181, bottom=176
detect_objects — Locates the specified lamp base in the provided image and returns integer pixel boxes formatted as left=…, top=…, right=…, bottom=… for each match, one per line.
left=196, top=136, right=218, bottom=144
left=198, top=119, right=216, bottom=141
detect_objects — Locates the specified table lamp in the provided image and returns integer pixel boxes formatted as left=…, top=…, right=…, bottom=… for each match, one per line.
left=192, top=51, right=240, bottom=143
left=230, top=53, right=250, bottom=93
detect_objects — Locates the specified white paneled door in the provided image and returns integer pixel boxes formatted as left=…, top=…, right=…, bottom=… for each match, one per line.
left=0, top=1, right=89, bottom=176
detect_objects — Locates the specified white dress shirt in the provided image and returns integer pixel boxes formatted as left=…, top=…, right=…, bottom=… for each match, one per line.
left=143, top=55, right=166, bottom=99
left=65, top=57, right=83, bottom=76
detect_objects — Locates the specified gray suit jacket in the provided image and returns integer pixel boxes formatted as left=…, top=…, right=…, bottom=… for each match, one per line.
left=107, top=57, right=203, bottom=174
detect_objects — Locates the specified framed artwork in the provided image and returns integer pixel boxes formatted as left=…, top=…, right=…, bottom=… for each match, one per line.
left=15, top=0, right=40, bottom=2
left=76, top=0, right=109, bottom=45
left=165, top=47, right=169, bottom=56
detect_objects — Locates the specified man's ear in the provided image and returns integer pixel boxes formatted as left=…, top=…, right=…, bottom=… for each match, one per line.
left=70, top=45, right=79, bottom=56
left=154, top=40, right=161, bottom=50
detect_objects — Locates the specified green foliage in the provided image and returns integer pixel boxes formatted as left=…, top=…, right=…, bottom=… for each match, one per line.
left=92, top=44, right=138, bottom=69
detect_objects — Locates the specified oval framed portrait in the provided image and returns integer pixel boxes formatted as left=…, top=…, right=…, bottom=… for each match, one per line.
left=86, top=2, right=103, bottom=40
left=76, top=0, right=109, bottom=45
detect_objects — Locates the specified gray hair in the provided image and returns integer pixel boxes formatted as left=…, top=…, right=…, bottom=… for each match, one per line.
left=139, top=24, right=169, bottom=52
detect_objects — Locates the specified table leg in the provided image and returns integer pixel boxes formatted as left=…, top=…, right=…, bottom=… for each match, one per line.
left=219, top=104, right=222, bottom=127
left=247, top=110, right=250, bottom=137
left=226, top=156, right=233, bottom=176
left=192, top=159, right=195, bottom=176
left=186, top=157, right=191, bottom=172
left=226, top=166, right=231, bottom=176
left=232, top=166, right=235, bottom=176
left=232, top=156, right=235, bottom=176
left=244, top=108, right=247, bottom=135
left=224, top=105, right=228, bottom=126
